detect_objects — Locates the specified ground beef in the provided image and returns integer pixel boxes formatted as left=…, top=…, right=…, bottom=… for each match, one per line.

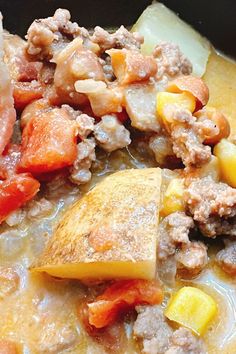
left=94, top=115, right=131, bottom=152
left=70, top=138, right=96, bottom=185
left=62, top=105, right=95, bottom=139
left=158, top=212, right=194, bottom=261
left=91, top=25, right=143, bottom=52
left=99, top=56, right=114, bottom=81
left=134, top=305, right=173, bottom=354
left=26, top=9, right=85, bottom=60
left=166, top=107, right=216, bottom=168
left=157, top=212, right=207, bottom=284
left=153, top=42, right=192, bottom=79
left=26, top=198, right=54, bottom=219
left=176, top=242, right=208, bottom=277
left=216, top=240, right=236, bottom=275
left=149, top=134, right=174, bottom=166
left=184, top=176, right=236, bottom=237
left=75, top=114, right=95, bottom=139
left=134, top=306, right=206, bottom=354
left=166, top=328, right=206, bottom=354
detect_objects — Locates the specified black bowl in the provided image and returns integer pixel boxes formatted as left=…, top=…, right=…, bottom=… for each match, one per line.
left=0, top=0, right=236, bottom=57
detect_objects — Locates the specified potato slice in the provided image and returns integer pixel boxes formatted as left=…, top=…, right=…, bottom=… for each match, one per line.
left=203, top=51, right=236, bottom=140
left=33, top=168, right=162, bottom=280
left=132, top=2, right=210, bottom=77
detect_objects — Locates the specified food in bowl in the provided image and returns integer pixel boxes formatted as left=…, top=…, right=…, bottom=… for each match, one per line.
left=0, top=2, right=236, bottom=353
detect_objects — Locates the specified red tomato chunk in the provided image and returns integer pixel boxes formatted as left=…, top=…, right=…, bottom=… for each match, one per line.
left=13, top=81, right=44, bottom=110
left=0, top=173, right=40, bottom=223
left=19, top=107, right=78, bottom=174
left=88, top=279, right=163, bottom=328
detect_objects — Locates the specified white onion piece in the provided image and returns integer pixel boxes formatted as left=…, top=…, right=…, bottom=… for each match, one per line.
left=75, top=79, right=107, bottom=93
left=132, top=2, right=211, bottom=77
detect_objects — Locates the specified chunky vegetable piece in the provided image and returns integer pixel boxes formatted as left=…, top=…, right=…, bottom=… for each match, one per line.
left=19, top=107, right=77, bottom=174
left=214, top=139, right=236, bottom=188
left=167, top=76, right=209, bottom=109
left=107, top=48, right=157, bottom=85
left=156, top=91, right=196, bottom=128
left=13, top=81, right=44, bottom=110
left=88, top=279, right=163, bottom=328
left=203, top=51, right=236, bottom=139
left=132, top=2, right=210, bottom=77
left=33, top=169, right=162, bottom=280
left=165, top=286, right=217, bottom=336
left=0, top=173, right=40, bottom=224
left=161, top=178, right=185, bottom=216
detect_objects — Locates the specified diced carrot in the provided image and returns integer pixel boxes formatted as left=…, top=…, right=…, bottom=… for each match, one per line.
left=88, top=279, right=163, bottom=328
left=0, top=173, right=40, bottom=224
left=0, top=144, right=22, bottom=179
left=13, top=81, right=44, bottom=110
left=19, top=107, right=78, bottom=174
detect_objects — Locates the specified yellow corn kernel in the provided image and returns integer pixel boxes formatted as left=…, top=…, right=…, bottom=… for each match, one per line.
left=165, top=286, right=217, bottom=336
left=161, top=178, right=185, bottom=216
left=156, top=91, right=196, bottom=127
left=214, top=139, right=236, bottom=188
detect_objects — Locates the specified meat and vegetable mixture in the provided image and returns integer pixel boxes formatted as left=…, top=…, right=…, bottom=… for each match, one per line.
left=1, top=2, right=236, bottom=354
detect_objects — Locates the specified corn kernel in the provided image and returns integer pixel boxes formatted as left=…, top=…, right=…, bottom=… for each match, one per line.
left=165, top=286, right=217, bottom=336
left=161, top=178, right=185, bottom=216
left=156, top=91, right=196, bottom=127
left=214, top=139, right=236, bottom=188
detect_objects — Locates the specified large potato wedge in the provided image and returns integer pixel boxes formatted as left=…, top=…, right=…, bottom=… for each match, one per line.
left=132, top=2, right=210, bottom=77
left=203, top=51, right=236, bottom=140
left=33, top=168, right=162, bottom=281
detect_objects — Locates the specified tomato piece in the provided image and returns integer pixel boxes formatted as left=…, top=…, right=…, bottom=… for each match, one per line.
left=0, top=173, right=40, bottom=223
left=0, top=144, right=22, bottom=179
left=13, top=81, right=44, bottom=110
left=19, top=107, right=78, bottom=174
left=88, top=279, right=163, bottom=328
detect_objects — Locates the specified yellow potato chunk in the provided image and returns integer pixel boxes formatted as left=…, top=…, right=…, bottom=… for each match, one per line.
left=161, top=178, right=185, bottom=217
left=214, top=139, right=236, bottom=187
left=156, top=91, right=196, bottom=128
left=32, top=168, right=162, bottom=281
left=203, top=51, right=236, bottom=139
left=165, top=286, right=217, bottom=336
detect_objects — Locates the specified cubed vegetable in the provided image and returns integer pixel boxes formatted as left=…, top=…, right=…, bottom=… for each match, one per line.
left=214, top=139, right=236, bottom=187
left=32, top=169, right=162, bottom=280
left=88, top=279, right=163, bottom=328
left=156, top=92, right=196, bottom=129
left=161, top=178, right=185, bottom=216
left=107, top=48, right=157, bottom=85
left=0, top=173, right=40, bottom=224
left=13, top=81, right=44, bottom=110
left=19, top=107, right=77, bottom=174
left=165, top=286, right=217, bottom=336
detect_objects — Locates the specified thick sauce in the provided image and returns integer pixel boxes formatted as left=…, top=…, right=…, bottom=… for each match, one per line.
left=0, top=142, right=236, bottom=354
